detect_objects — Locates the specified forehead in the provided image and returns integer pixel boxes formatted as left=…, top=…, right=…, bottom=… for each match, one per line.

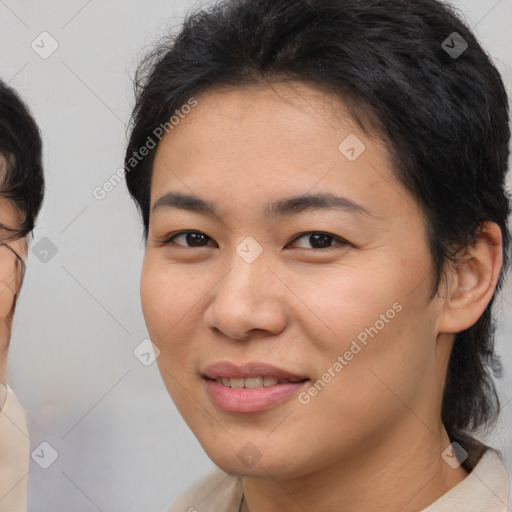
left=164, top=81, right=372, bottom=144
left=149, top=81, right=418, bottom=222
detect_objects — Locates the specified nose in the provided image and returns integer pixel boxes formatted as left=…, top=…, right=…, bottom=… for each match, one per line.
left=203, top=254, right=288, bottom=341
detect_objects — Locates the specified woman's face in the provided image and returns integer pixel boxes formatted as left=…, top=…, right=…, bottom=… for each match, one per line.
left=141, top=82, right=451, bottom=479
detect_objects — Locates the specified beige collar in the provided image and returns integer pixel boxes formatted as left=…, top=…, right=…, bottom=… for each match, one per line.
left=169, top=448, right=509, bottom=512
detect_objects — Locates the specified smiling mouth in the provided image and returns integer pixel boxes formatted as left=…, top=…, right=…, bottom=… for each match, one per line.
left=203, top=369, right=311, bottom=413
left=210, top=376, right=310, bottom=388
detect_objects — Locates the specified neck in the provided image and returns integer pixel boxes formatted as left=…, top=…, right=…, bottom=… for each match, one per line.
left=241, top=422, right=469, bottom=512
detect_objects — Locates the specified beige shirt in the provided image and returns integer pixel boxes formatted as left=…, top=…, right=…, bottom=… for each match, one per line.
left=168, top=449, right=510, bottom=512
left=0, top=386, right=29, bottom=512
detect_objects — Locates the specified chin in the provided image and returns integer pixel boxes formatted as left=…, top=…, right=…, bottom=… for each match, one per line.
left=204, top=444, right=307, bottom=480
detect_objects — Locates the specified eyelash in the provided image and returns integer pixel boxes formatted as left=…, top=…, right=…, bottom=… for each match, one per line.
left=160, top=230, right=350, bottom=250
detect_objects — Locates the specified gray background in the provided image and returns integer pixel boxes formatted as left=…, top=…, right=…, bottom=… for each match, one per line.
left=0, top=1, right=511, bottom=511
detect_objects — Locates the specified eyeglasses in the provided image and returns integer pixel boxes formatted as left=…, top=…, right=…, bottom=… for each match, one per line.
left=0, top=242, right=26, bottom=280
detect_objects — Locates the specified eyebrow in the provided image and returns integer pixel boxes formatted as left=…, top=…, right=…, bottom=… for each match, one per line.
left=152, top=191, right=373, bottom=219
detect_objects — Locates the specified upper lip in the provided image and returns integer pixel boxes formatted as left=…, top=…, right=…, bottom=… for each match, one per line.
left=203, top=361, right=309, bottom=381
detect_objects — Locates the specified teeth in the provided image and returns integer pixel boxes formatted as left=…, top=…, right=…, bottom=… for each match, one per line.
left=263, top=376, right=279, bottom=387
left=229, top=378, right=245, bottom=389
left=216, top=376, right=281, bottom=388
left=245, top=377, right=264, bottom=389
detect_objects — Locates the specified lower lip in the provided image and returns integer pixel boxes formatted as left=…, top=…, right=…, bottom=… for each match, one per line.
left=204, top=378, right=309, bottom=413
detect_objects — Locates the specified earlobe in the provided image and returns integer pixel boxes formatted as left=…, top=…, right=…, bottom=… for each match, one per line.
left=438, top=222, right=503, bottom=334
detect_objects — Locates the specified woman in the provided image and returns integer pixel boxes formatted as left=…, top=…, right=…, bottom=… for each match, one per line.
left=124, top=0, right=510, bottom=510
left=0, top=79, right=44, bottom=512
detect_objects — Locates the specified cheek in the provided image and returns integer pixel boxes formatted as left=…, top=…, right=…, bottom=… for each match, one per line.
left=306, top=299, right=436, bottom=436
left=140, top=262, right=161, bottom=337
left=287, top=264, right=397, bottom=354
left=140, top=258, right=200, bottom=409
left=141, top=257, right=188, bottom=338
left=140, top=255, right=214, bottom=361
left=296, top=258, right=436, bottom=404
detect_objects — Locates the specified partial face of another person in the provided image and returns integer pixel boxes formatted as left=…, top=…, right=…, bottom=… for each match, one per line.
left=0, top=155, right=26, bottom=400
left=140, top=82, right=460, bottom=478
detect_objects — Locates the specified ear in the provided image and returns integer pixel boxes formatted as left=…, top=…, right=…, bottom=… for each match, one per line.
left=437, top=222, right=503, bottom=334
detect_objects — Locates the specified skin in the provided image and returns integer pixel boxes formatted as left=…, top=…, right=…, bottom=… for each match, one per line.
left=0, top=192, right=26, bottom=411
left=140, top=81, right=502, bottom=512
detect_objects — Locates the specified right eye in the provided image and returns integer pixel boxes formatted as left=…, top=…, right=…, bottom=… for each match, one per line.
left=161, top=230, right=217, bottom=248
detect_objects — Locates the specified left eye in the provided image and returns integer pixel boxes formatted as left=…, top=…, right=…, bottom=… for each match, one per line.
left=288, top=232, right=348, bottom=250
